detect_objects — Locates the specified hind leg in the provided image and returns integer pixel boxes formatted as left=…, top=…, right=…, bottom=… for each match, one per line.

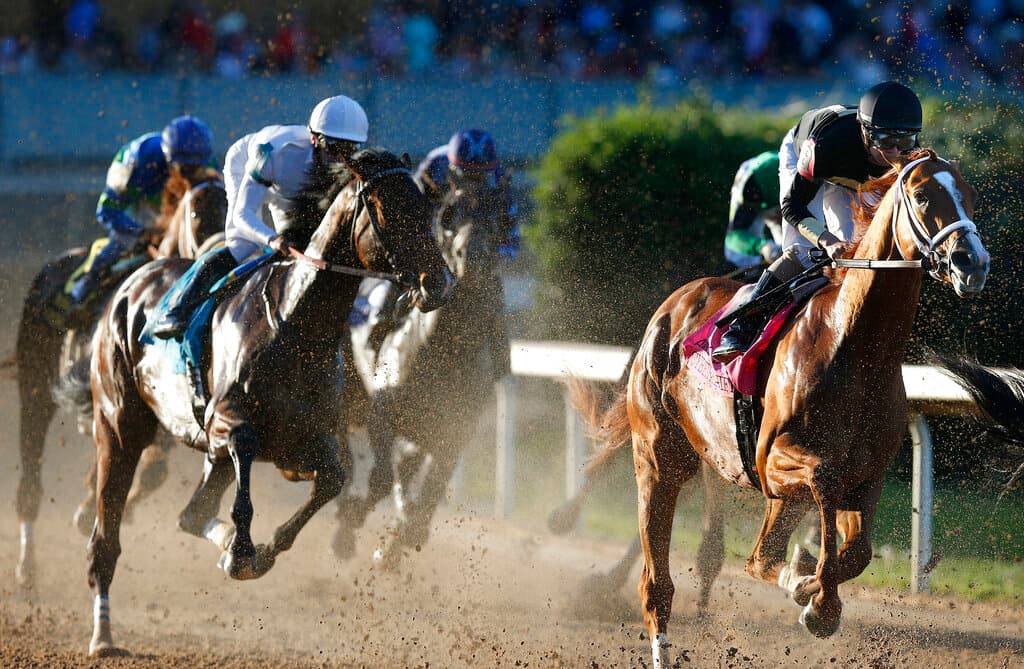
left=177, top=454, right=236, bottom=553
left=634, top=422, right=701, bottom=669
left=15, top=322, right=62, bottom=588
left=87, top=400, right=157, bottom=655
left=695, top=461, right=724, bottom=614
left=334, top=391, right=396, bottom=559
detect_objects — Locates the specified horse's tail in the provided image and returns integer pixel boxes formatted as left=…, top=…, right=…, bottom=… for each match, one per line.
left=568, top=375, right=633, bottom=471
left=52, top=356, right=93, bottom=426
left=547, top=373, right=633, bottom=535
left=938, top=353, right=1024, bottom=445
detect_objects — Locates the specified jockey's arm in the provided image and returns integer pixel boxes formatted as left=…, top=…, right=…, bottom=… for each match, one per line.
left=232, top=176, right=278, bottom=247
left=96, top=186, right=143, bottom=235
left=780, top=173, right=828, bottom=246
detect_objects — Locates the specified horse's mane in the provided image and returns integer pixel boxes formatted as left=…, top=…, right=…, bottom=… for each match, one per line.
left=281, top=148, right=409, bottom=243
left=159, top=167, right=223, bottom=224
left=851, top=148, right=936, bottom=238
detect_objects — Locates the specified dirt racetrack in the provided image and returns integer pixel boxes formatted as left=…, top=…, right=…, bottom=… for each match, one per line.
left=0, top=236, right=1021, bottom=668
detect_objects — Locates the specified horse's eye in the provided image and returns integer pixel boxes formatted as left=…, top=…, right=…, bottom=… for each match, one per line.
left=913, top=192, right=928, bottom=207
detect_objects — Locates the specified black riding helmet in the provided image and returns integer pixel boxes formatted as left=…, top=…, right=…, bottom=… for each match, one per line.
left=857, top=81, right=922, bottom=134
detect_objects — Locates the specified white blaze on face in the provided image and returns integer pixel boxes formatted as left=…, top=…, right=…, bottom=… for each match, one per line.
left=933, top=171, right=970, bottom=222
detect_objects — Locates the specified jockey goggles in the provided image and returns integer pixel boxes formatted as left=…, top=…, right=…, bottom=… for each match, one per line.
left=314, top=133, right=358, bottom=154
left=867, top=129, right=919, bottom=152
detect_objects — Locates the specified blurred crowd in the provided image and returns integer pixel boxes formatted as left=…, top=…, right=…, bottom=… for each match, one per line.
left=1, top=0, right=1022, bottom=90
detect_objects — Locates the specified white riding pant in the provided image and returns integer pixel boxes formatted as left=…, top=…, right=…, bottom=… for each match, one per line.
left=778, top=127, right=858, bottom=269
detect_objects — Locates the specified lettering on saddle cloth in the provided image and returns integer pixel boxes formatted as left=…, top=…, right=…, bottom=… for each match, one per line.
left=681, top=285, right=797, bottom=487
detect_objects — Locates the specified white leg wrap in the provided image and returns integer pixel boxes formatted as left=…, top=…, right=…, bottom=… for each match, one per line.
left=202, top=518, right=234, bottom=551
left=93, top=594, right=111, bottom=624
left=18, top=521, right=33, bottom=560
left=651, top=632, right=671, bottom=669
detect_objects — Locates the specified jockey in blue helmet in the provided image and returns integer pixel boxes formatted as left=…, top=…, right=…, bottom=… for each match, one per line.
left=415, top=128, right=520, bottom=258
left=69, top=115, right=216, bottom=306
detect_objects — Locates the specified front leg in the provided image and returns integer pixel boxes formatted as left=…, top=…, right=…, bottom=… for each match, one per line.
left=268, top=433, right=346, bottom=559
left=177, top=454, right=236, bottom=552
left=221, top=423, right=260, bottom=580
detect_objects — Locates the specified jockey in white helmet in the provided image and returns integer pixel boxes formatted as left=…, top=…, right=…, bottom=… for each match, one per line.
left=151, top=95, right=369, bottom=339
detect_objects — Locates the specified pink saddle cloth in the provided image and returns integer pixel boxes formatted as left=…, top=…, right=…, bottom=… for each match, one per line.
left=681, top=285, right=797, bottom=397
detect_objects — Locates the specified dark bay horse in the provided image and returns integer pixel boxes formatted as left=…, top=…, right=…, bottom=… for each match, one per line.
left=12, top=168, right=226, bottom=589
left=332, top=183, right=507, bottom=567
left=86, top=149, right=453, bottom=656
left=579, top=150, right=990, bottom=668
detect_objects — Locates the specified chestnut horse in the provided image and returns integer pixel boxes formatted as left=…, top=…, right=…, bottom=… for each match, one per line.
left=12, top=169, right=226, bottom=589
left=332, top=183, right=508, bottom=566
left=86, top=149, right=453, bottom=656
left=580, top=150, right=989, bottom=667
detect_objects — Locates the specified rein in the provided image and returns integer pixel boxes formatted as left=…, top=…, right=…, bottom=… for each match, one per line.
left=287, top=247, right=402, bottom=282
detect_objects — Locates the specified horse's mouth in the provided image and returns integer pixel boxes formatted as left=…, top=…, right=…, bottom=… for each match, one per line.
left=951, top=268, right=988, bottom=296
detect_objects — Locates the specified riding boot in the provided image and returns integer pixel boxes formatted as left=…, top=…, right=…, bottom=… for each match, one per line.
left=151, top=247, right=238, bottom=340
left=711, top=270, right=786, bottom=363
left=69, top=240, right=124, bottom=306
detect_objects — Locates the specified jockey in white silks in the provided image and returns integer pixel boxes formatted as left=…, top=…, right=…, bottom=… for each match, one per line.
left=151, top=95, right=369, bottom=340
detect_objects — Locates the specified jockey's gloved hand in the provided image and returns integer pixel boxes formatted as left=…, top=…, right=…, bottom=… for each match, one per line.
left=817, top=231, right=854, bottom=262
left=268, top=234, right=295, bottom=256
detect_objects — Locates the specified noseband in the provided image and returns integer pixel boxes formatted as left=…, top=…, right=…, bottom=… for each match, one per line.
left=890, top=156, right=979, bottom=281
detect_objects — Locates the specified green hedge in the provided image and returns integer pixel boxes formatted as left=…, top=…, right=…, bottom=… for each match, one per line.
left=527, top=97, right=1024, bottom=366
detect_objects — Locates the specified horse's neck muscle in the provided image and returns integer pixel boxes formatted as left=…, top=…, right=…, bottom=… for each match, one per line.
left=831, top=186, right=922, bottom=366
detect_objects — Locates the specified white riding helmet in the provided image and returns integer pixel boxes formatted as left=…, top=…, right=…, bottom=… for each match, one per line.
left=308, top=95, right=368, bottom=143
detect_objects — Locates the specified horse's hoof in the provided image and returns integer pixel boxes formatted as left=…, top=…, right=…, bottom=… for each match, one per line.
left=799, top=600, right=841, bottom=638
left=221, top=545, right=275, bottom=580
left=73, top=504, right=96, bottom=537
left=15, top=563, right=34, bottom=590
left=89, top=643, right=130, bottom=658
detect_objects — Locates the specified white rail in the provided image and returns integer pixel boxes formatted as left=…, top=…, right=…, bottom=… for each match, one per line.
left=499, top=339, right=978, bottom=594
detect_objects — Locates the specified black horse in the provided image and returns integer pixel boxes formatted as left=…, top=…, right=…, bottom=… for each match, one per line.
left=12, top=169, right=226, bottom=589
left=332, top=182, right=509, bottom=567
left=85, top=149, right=453, bottom=656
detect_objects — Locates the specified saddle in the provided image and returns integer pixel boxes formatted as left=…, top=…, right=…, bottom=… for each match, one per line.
left=681, top=272, right=829, bottom=486
left=45, top=239, right=149, bottom=329
left=139, top=251, right=275, bottom=425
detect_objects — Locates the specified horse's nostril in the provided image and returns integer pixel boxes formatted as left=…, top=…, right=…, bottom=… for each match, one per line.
left=949, top=250, right=971, bottom=270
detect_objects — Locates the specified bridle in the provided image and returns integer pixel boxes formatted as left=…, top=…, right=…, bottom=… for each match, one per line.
left=830, top=156, right=978, bottom=280
left=887, top=155, right=979, bottom=281
left=287, top=166, right=419, bottom=285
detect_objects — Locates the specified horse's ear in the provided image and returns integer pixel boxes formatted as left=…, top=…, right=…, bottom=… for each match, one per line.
left=400, top=152, right=412, bottom=169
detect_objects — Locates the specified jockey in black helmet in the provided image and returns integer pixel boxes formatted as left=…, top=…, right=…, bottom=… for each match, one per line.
left=712, top=81, right=922, bottom=363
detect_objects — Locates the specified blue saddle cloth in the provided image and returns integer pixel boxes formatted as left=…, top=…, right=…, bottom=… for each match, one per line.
left=139, top=250, right=275, bottom=375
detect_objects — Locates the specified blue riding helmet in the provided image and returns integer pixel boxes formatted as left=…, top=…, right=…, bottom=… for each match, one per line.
left=447, top=129, right=498, bottom=172
left=161, top=115, right=214, bottom=166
